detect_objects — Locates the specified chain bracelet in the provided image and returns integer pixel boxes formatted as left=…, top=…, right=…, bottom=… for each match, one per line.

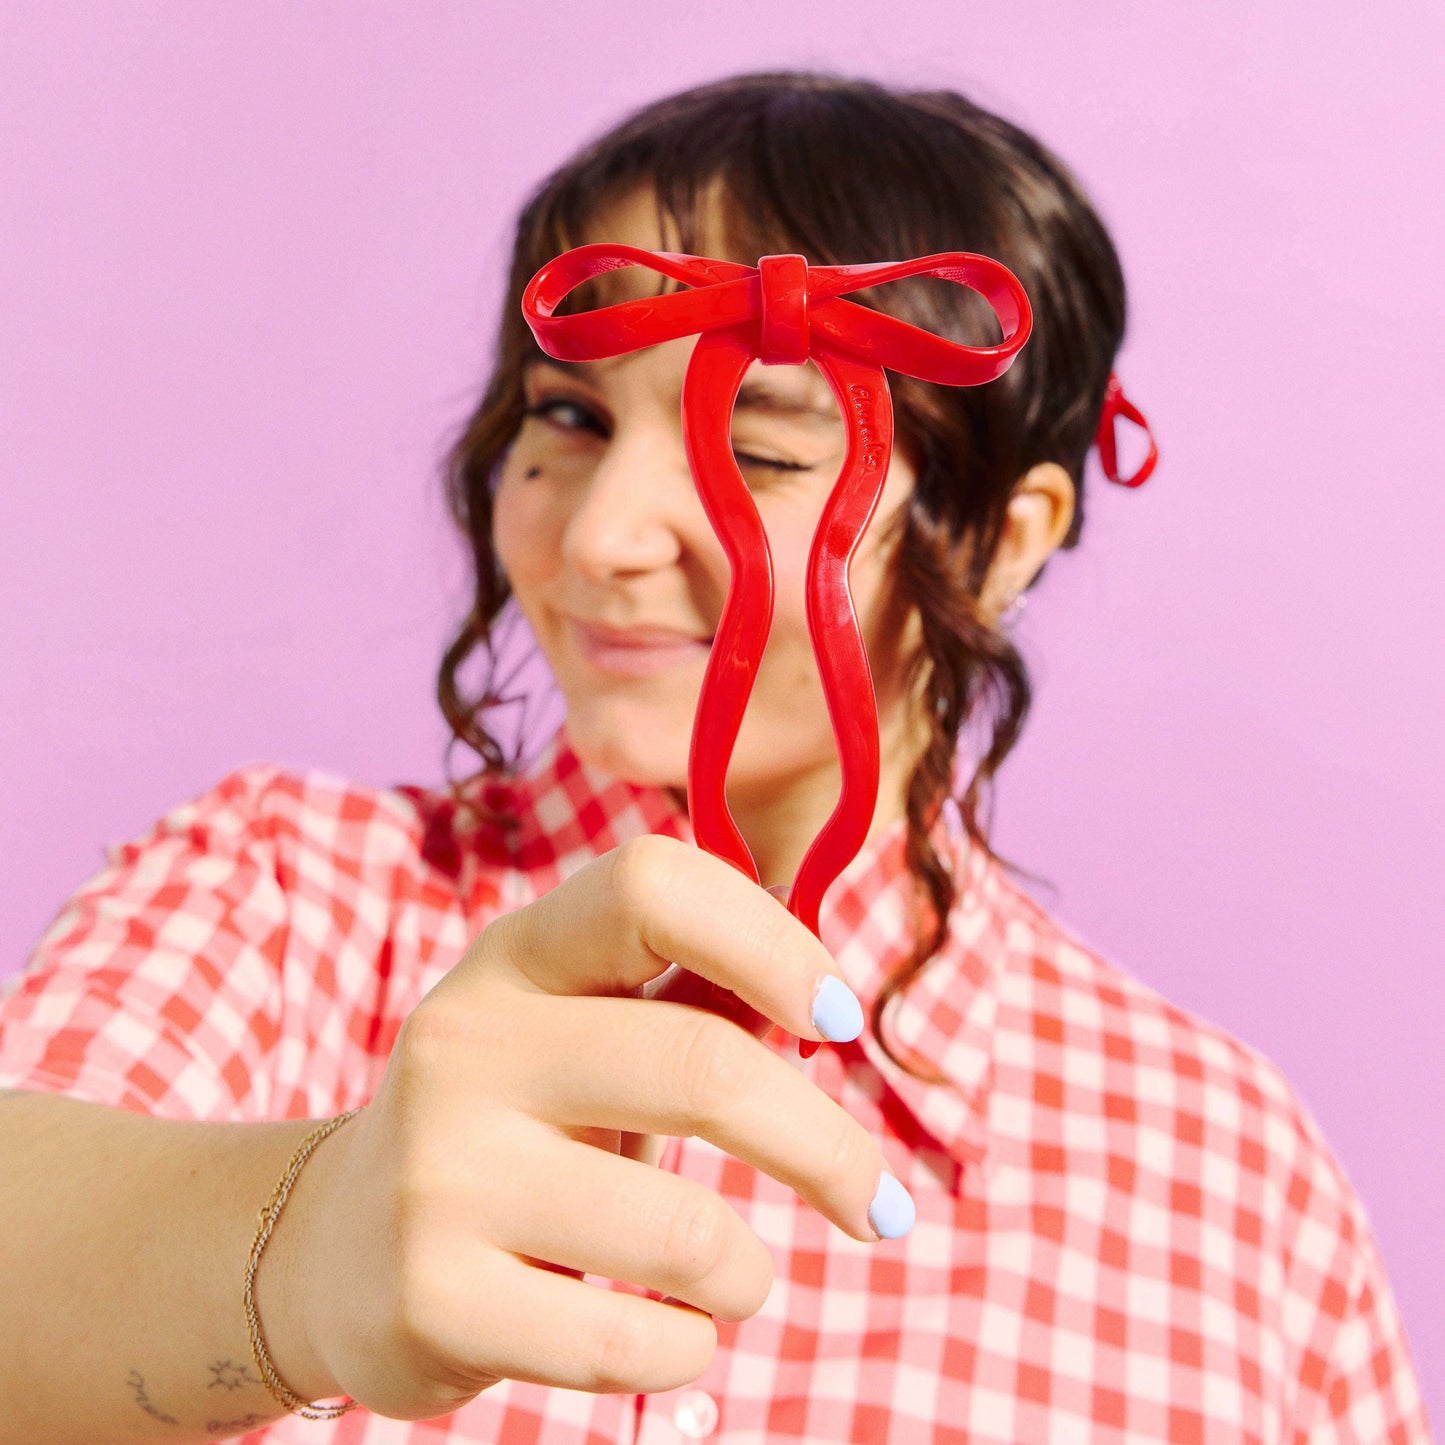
left=243, top=1107, right=364, bottom=1420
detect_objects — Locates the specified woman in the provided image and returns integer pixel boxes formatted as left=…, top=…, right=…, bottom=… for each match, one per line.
left=0, top=72, right=1427, bottom=1443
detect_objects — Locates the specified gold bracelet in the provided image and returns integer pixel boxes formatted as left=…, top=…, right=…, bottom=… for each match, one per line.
left=243, top=1107, right=364, bottom=1420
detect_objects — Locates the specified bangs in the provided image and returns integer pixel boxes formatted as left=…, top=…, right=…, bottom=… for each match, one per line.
left=506, top=73, right=1009, bottom=359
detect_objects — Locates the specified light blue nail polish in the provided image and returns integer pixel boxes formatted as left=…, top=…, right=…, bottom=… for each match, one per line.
left=868, top=1172, right=916, bottom=1240
left=812, top=975, right=864, bottom=1043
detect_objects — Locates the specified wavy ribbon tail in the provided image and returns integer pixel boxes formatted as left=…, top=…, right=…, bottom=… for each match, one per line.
left=789, top=356, right=891, bottom=939
left=683, top=328, right=773, bottom=884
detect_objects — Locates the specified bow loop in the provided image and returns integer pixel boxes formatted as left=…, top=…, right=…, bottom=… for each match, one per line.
left=522, top=243, right=756, bottom=362
left=1095, top=373, right=1159, bottom=487
left=805, top=254, right=1032, bottom=385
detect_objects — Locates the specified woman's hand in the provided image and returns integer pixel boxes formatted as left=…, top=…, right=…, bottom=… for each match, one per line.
left=289, top=835, right=901, bottom=1421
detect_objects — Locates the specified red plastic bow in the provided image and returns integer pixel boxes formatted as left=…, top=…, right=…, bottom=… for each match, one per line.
left=1096, top=372, right=1158, bottom=487
left=523, top=244, right=1031, bottom=945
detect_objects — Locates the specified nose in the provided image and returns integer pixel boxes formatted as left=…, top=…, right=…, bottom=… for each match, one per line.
left=559, top=422, right=695, bottom=580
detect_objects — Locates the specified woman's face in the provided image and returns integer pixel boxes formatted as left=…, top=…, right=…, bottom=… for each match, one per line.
left=492, top=191, right=925, bottom=809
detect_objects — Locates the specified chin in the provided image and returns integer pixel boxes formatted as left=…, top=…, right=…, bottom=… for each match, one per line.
left=561, top=700, right=691, bottom=790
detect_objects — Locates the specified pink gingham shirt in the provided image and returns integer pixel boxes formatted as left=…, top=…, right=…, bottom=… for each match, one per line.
left=0, top=729, right=1429, bottom=1444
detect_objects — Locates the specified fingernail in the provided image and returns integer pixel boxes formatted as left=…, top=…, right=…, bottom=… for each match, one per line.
left=868, top=1172, right=915, bottom=1240
left=811, top=975, right=863, bottom=1043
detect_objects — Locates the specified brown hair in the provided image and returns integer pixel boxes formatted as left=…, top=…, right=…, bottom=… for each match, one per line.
left=437, top=71, right=1128, bottom=1081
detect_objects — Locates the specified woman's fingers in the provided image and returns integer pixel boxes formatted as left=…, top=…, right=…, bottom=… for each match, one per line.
left=456, top=836, right=854, bottom=1047
left=502, top=993, right=886, bottom=1243
left=420, top=1240, right=718, bottom=1396
left=485, top=1124, right=774, bottom=1322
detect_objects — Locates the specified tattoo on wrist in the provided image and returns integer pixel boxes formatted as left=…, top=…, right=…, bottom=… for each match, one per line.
left=208, top=1358, right=263, bottom=1392
left=206, top=1410, right=269, bottom=1433
left=125, top=1369, right=179, bottom=1426
left=125, top=1359, right=272, bottom=1434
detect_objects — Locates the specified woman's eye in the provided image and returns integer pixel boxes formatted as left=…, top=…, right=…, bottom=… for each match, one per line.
left=734, top=451, right=810, bottom=473
left=521, top=397, right=606, bottom=435
left=521, top=396, right=810, bottom=474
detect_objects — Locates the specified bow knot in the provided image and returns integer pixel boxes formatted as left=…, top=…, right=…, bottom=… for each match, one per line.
left=755, top=253, right=811, bottom=365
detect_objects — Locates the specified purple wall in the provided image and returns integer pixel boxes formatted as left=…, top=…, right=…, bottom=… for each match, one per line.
left=4, top=2, right=1440, bottom=1409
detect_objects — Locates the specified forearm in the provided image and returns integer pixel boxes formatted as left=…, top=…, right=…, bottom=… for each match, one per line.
left=0, top=1090, right=347, bottom=1444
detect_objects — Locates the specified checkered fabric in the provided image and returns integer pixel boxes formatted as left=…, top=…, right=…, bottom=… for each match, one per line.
left=0, top=729, right=1429, bottom=1444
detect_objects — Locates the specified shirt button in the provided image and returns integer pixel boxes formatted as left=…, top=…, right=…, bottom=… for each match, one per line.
left=672, top=1388, right=719, bottom=1438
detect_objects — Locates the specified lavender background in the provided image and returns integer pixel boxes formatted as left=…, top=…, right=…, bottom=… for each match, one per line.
left=3, top=2, right=1440, bottom=1408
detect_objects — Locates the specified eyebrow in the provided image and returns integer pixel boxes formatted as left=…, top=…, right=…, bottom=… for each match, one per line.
left=525, top=356, right=842, bottom=427
left=735, top=380, right=841, bottom=426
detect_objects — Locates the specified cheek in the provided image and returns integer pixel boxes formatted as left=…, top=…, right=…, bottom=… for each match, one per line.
left=846, top=468, right=920, bottom=678
left=854, top=522, right=911, bottom=656
left=768, top=469, right=912, bottom=622
left=755, top=476, right=908, bottom=663
left=491, top=470, right=556, bottom=587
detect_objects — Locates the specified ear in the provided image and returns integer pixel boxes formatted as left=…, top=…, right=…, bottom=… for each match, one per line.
left=981, top=462, right=1075, bottom=618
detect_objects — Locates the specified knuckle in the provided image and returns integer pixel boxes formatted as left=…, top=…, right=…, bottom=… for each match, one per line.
left=392, top=1228, right=453, bottom=1355
left=674, top=1015, right=747, bottom=1128
left=590, top=1304, right=653, bottom=1393
left=394, top=1228, right=506, bottom=1385
left=397, top=999, right=508, bottom=1078
left=395, top=1003, right=463, bottom=1076
left=654, top=1193, right=730, bottom=1286
left=482, top=899, right=540, bottom=974
left=608, top=834, right=682, bottom=918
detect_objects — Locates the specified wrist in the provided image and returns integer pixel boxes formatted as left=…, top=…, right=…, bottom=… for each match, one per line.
left=247, top=1112, right=359, bottom=1407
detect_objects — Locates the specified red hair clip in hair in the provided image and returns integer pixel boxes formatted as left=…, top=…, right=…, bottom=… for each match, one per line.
left=522, top=244, right=1032, bottom=1053
left=1095, top=372, right=1158, bottom=487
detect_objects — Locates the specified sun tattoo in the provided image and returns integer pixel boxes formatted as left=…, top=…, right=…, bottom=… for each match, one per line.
left=207, top=1357, right=262, bottom=1391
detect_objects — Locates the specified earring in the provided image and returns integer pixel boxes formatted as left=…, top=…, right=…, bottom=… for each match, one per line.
left=1000, top=588, right=1027, bottom=629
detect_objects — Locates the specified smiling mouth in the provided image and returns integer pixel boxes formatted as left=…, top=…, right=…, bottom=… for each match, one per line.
left=571, top=620, right=713, bottom=676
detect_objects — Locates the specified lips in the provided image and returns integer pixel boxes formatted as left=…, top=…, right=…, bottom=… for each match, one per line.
left=570, top=619, right=713, bottom=677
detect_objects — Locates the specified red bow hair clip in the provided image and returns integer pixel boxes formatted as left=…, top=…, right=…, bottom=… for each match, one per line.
left=522, top=244, right=1151, bottom=1052
left=1095, top=372, right=1158, bottom=487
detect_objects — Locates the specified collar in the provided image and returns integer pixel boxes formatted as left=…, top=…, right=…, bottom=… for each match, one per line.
left=818, top=809, right=1001, bottom=1171
left=469, top=724, right=1002, bottom=1171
